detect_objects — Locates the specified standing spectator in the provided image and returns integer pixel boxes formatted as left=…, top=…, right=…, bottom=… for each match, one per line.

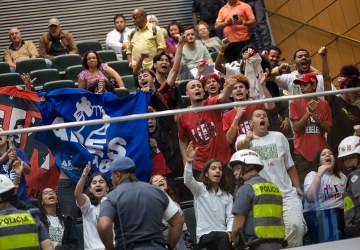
left=184, top=142, right=233, bottom=249
left=38, top=187, right=78, bottom=249
left=0, top=127, right=31, bottom=205
left=243, top=0, right=272, bottom=51
left=303, top=148, right=346, bottom=244
left=75, top=163, right=110, bottom=250
left=178, top=74, right=237, bottom=177
left=230, top=149, right=285, bottom=250
left=319, top=46, right=360, bottom=159
left=38, top=18, right=78, bottom=68
left=236, top=108, right=307, bottom=247
left=105, top=14, right=130, bottom=61
left=166, top=21, right=184, bottom=54
left=192, top=0, right=224, bottom=37
left=182, top=26, right=213, bottom=68
left=4, top=27, right=38, bottom=72
left=127, top=8, right=166, bottom=69
left=0, top=175, right=53, bottom=250
left=215, top=0, right=256, bottom=62
left=97, top=156, right=184, bottom=250
left=290, top=73, right=332, bottom=183
left=196, top=21, right=222, bottom=53
left=338, top=136, right=360, bottom=238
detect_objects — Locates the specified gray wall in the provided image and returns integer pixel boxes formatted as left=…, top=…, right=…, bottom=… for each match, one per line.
left=0, top=0, right=193, bottom=59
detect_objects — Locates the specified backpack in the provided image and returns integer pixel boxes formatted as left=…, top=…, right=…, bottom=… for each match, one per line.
left=129, top=24, right=157, bottom=40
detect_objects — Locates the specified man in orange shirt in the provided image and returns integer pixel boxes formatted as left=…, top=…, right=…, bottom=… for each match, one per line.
left=215, top=0, right=256, bottom=62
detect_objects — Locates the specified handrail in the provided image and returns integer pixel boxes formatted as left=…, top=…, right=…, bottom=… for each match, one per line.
left=0, top=87, right=359, bottom=137
left=266, top=9, right=360, bottom=45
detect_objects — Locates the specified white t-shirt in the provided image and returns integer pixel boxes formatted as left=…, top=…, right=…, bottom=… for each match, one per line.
left=47, top=215, right=64, bottom=247
left=274, top=72, right=336, bottom=96
left=303, top=171, right=347, bottom=212
left=77, top=195, right=105, bottom=250
left=236, top=131, right=297, bottom=196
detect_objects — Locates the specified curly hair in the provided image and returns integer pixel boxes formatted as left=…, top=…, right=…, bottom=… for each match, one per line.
left=82, top=50, right=102, bottom=69
left=224, top=73, right=249, bottom=89
left=38, top=189, right=65, bottom=229
left=199, top=158, right=231, bottom=194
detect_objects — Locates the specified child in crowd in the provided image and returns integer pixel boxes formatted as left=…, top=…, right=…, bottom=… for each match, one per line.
left=184, top=142, right=233, bottom=249
left=150, top=174, right=194, bottom=250
left=74, top=163, right=110, bottom=250
left=38, top=188, right=78, bottom=249
left=303, top=148, right=346, bottom=244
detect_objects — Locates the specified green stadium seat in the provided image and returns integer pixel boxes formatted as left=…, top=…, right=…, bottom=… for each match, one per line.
left=0, top=62, right=11, bottom=74
left=53, top=54, right=82, bottom=75
left=0, top=73, right=23, bottom=87
left=176, top=80, right=190, bottom=96
left=121, top=75, right=137, bottom=93
left=76, top=40, right=102, bottom=57
left=97, top=50, right=118, bottom=63
left=43, top=80, right=76, bottom=90
left=30, top=69, right=60, bottom=90
left=75, top=223, right=84, bottom=250
left=16, top=58, right=47, bottom=75
left=107, top=61, right=133, bottom=76
left=66, top=65, right=85, bottom=84
left=114, top=87, right=130, bottom=98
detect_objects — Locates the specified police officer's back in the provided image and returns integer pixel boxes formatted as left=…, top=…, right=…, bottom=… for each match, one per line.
left=97, top=156, right=184, bottom=250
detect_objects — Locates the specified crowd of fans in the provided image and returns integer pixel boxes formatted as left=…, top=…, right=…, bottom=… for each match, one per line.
left=1, top=1, right=360, bottom=249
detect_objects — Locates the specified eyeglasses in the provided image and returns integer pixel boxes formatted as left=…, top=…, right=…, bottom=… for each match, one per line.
left=42, top=190, right=56, bottom=196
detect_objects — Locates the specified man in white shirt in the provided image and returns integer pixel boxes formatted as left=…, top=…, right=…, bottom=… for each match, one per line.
left=105, top=14, right=129, bottom=60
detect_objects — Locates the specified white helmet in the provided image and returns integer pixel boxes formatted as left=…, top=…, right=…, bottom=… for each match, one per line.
left=230, top=149, right=264, bottom=168
left=0, top=175, right=15, bottom=195
left=338, top=136, right=360, bottom=158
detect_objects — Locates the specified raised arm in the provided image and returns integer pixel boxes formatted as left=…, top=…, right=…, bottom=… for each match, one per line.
left=218, top=77, right=236, bottom=103
left=167, top=34, right=186, bottom=87
left=260, top=70, right=275, bottom=110
left=74, top=163, right=91, bottom=207
left=214, top=38, right=230, bottom=75
left=318, top=46, right=332, bottom=92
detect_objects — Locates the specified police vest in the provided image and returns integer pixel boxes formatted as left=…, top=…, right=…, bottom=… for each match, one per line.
left=344, top=169, right=360, bottom=225
left=246, top=178, right=285, bottom=239
left=0, top=212, right=39, bottom=249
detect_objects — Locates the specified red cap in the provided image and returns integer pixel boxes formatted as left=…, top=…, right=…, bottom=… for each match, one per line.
left=293, top=73, right=318, bottom=85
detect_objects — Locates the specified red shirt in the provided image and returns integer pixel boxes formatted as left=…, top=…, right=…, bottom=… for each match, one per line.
left=151, top=141, right=172, bottom=176
left=290, top=98, right=332, bottom=162
left=178, top=96, right=231, bottom=171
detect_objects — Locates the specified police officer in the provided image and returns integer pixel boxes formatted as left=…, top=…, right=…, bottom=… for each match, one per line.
left=229, top=149, right=285, bottom=250
left=97, top=156, right=184, bottom=250
left=338, top=135, right=360, bottom=238
left=0, top=175, right=53, bottom=250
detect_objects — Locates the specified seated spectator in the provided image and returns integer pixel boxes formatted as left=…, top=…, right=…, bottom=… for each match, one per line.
left=105, top=14, right=129, bottom=61
left=196, top=21, right=221, bottom=53
left=0, top=127, right=31, bottom=205
left=74, top=163, right=110, bottom=250
left=4, top=27, right=38, bottom=72
left=166, top=21, right=184, bottom=54
left=290, top=73, right=332, bottom=184
left=184, top=142, right=233, bottom=249
left=149, top=174, right=195, bottom=249
left=38, top=18, right=78, bottom=68
left=38, top=188, right=78, bottom=249
left=78, top=50, right=124, bottom=92
left=303, top=148, right=346, bottom=244
left=319, top=47, right=360, bottom=159
left=182, top=26, right=213, bottom=68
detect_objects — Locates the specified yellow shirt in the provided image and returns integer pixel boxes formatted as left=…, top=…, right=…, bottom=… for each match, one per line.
left=126, top=22, right=166, bottom=69
left=4, top=40, right=38, bottom=63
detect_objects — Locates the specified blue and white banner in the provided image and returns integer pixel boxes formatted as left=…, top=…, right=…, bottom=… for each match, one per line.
left=37, top=89, right=152, bottom=181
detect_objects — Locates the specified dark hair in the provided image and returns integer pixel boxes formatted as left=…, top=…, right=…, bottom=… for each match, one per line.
left=82, top=50, right=102, bottom=69
left=292, top=48, right=310, bottom=60
left=113, top=14, right=126, bottom=22
left=260, top=54, right=272, bottom=73
left=135, top=8, right=147, bottom=16
left=38, top=189, right=65, bottom=229
left=347, top=77, right=360, bottom=89
left=138, top=68, right=156, bottom=78
left=313, top=148, right=341, bottom=179
left=153, top=51, right=171, bottom=64
left=149, top=174, right=177, bottom=202
left=184, top=26, right=195, bottom=33
left=340, top=64, right=360, bottom=77
left=87, top=172, right=110, bottom=206
left=268, top=45, right=282, bottom=55
left=249, top=107, right=268, bottom=120
left=167, top=21, right=184, bottom=38
left=199, top=158, right=231, bottom=193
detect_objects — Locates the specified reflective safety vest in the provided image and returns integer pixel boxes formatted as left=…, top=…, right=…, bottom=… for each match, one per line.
left=0, top=212, right=40, bottom=249
left=344, top=169, right=360, bottom=226
left=247, top=178, right=285, bottom=239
